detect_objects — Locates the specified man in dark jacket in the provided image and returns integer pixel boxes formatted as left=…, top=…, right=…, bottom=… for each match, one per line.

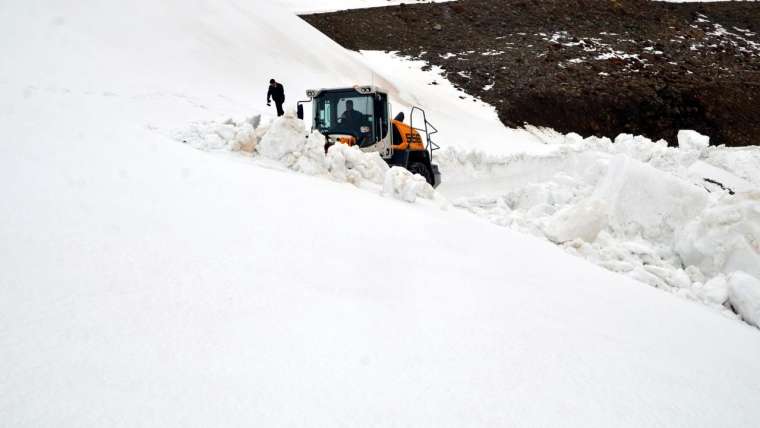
left=267, top=79, right=285, bottom=117
left=340, top=100, right=368, bottom=145
left=340, top=100, right=364, bottom=130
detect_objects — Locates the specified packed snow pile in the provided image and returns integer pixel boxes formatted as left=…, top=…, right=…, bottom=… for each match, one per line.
left=177, top=112, right=438, bottom=203
left=445, top=131, right=760, bottom=325
left=383, top=166, right=436, bottom=202
left=257, top=115, right=330, bottom=176
left=178, top=116, right=264, bottom=152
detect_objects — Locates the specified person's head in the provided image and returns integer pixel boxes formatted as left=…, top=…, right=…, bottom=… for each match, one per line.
left=269, top=79, right=276, bottom=87
left=345, top=100, right=354, bottom=111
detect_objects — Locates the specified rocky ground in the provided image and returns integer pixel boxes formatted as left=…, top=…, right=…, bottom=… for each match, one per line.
left=303, top=0, right=760, bottom=147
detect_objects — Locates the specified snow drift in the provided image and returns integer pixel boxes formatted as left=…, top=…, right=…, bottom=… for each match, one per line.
left=448, top=131, right=760, bottom=323
left=178, top=112, right=438, bottom=203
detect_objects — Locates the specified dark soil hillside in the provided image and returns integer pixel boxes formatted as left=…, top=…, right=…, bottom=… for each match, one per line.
left=303, top=0, right=760, bottom=146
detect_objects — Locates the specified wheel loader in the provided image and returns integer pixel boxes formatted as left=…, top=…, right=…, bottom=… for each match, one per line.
left=297, top=85, right=441, bottom=187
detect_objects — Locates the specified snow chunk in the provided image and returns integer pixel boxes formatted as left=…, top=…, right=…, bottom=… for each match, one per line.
left=230, top=123, right=258, bottom=154
left=727, top=272, right=760, bottom=328
left=676, top=194, right=760, bottom=279
left=383, top=167, right=434, bottom=203
left=595, top=155, right=709, bottom=242
left=699, top=275, right=729, bottom=306
left=544, top=199, right=608, bottom=243
left=259, top=114, right=311, bottom=165
left=326, top=143, right=389, bottom=185
left=258, top=114, right=327, bottom=175
left=678, top=130, right=710, bottom=153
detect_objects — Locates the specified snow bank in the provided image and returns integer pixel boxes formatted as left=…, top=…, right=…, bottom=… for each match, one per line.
left=258, top=113, right=329, bottom=175
left=178, top=116, right=263, bottom=152
left=178, top=113, right=437, bottom=204
left=446, top=131, right=760, bottom=325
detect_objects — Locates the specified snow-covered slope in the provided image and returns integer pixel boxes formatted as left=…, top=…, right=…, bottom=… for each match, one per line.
left=0, top=0, right=395, bottom=123
left=2, top=1, right=760, bottom=427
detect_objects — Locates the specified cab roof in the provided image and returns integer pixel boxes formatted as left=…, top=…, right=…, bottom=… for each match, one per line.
left=306, top=85, right=387, bottom=98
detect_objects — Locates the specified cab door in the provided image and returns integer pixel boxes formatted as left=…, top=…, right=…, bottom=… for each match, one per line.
left=373, top=94, right=392, bottom=159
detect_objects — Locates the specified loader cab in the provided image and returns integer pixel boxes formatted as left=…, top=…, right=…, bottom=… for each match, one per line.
left=310, top=87, right=391, bottom=156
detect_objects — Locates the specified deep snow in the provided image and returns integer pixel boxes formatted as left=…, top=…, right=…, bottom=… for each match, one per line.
left=444, top=131, right=760, bottom=322
left=182, top=49, right=760, bottom=327
left=2, top=1, right=760, bottom=427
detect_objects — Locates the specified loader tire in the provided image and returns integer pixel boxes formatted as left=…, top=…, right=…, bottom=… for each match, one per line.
left=408, top=161, right=434, bottom=186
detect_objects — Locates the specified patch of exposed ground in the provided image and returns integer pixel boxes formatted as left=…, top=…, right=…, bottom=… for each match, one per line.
left=303, top=0, right=760, bottom=146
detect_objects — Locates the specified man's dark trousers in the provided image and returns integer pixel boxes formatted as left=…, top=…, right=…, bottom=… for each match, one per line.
left=275, top=101, right=284, bottom=117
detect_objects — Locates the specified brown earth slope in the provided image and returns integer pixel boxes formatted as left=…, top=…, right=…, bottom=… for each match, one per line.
left=303, top=0, right=760, bottom=146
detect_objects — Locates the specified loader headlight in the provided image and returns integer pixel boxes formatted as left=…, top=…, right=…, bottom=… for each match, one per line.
left=306, top=89, right=318, bottom=97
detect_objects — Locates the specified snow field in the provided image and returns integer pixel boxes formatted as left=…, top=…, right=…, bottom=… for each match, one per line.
left=3, top=0, right=760, bottom=426
left=444, top=131, right=760, bottom=325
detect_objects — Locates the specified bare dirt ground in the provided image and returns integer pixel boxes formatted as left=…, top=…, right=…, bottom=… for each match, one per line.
left=303, top=0, right=760, bottom=146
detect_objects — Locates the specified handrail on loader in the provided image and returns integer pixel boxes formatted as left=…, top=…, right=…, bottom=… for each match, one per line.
left=409, top=106, right=440, bottom=161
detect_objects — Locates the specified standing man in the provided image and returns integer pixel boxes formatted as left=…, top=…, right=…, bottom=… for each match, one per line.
left=267, top=78, right=285, bottom=117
